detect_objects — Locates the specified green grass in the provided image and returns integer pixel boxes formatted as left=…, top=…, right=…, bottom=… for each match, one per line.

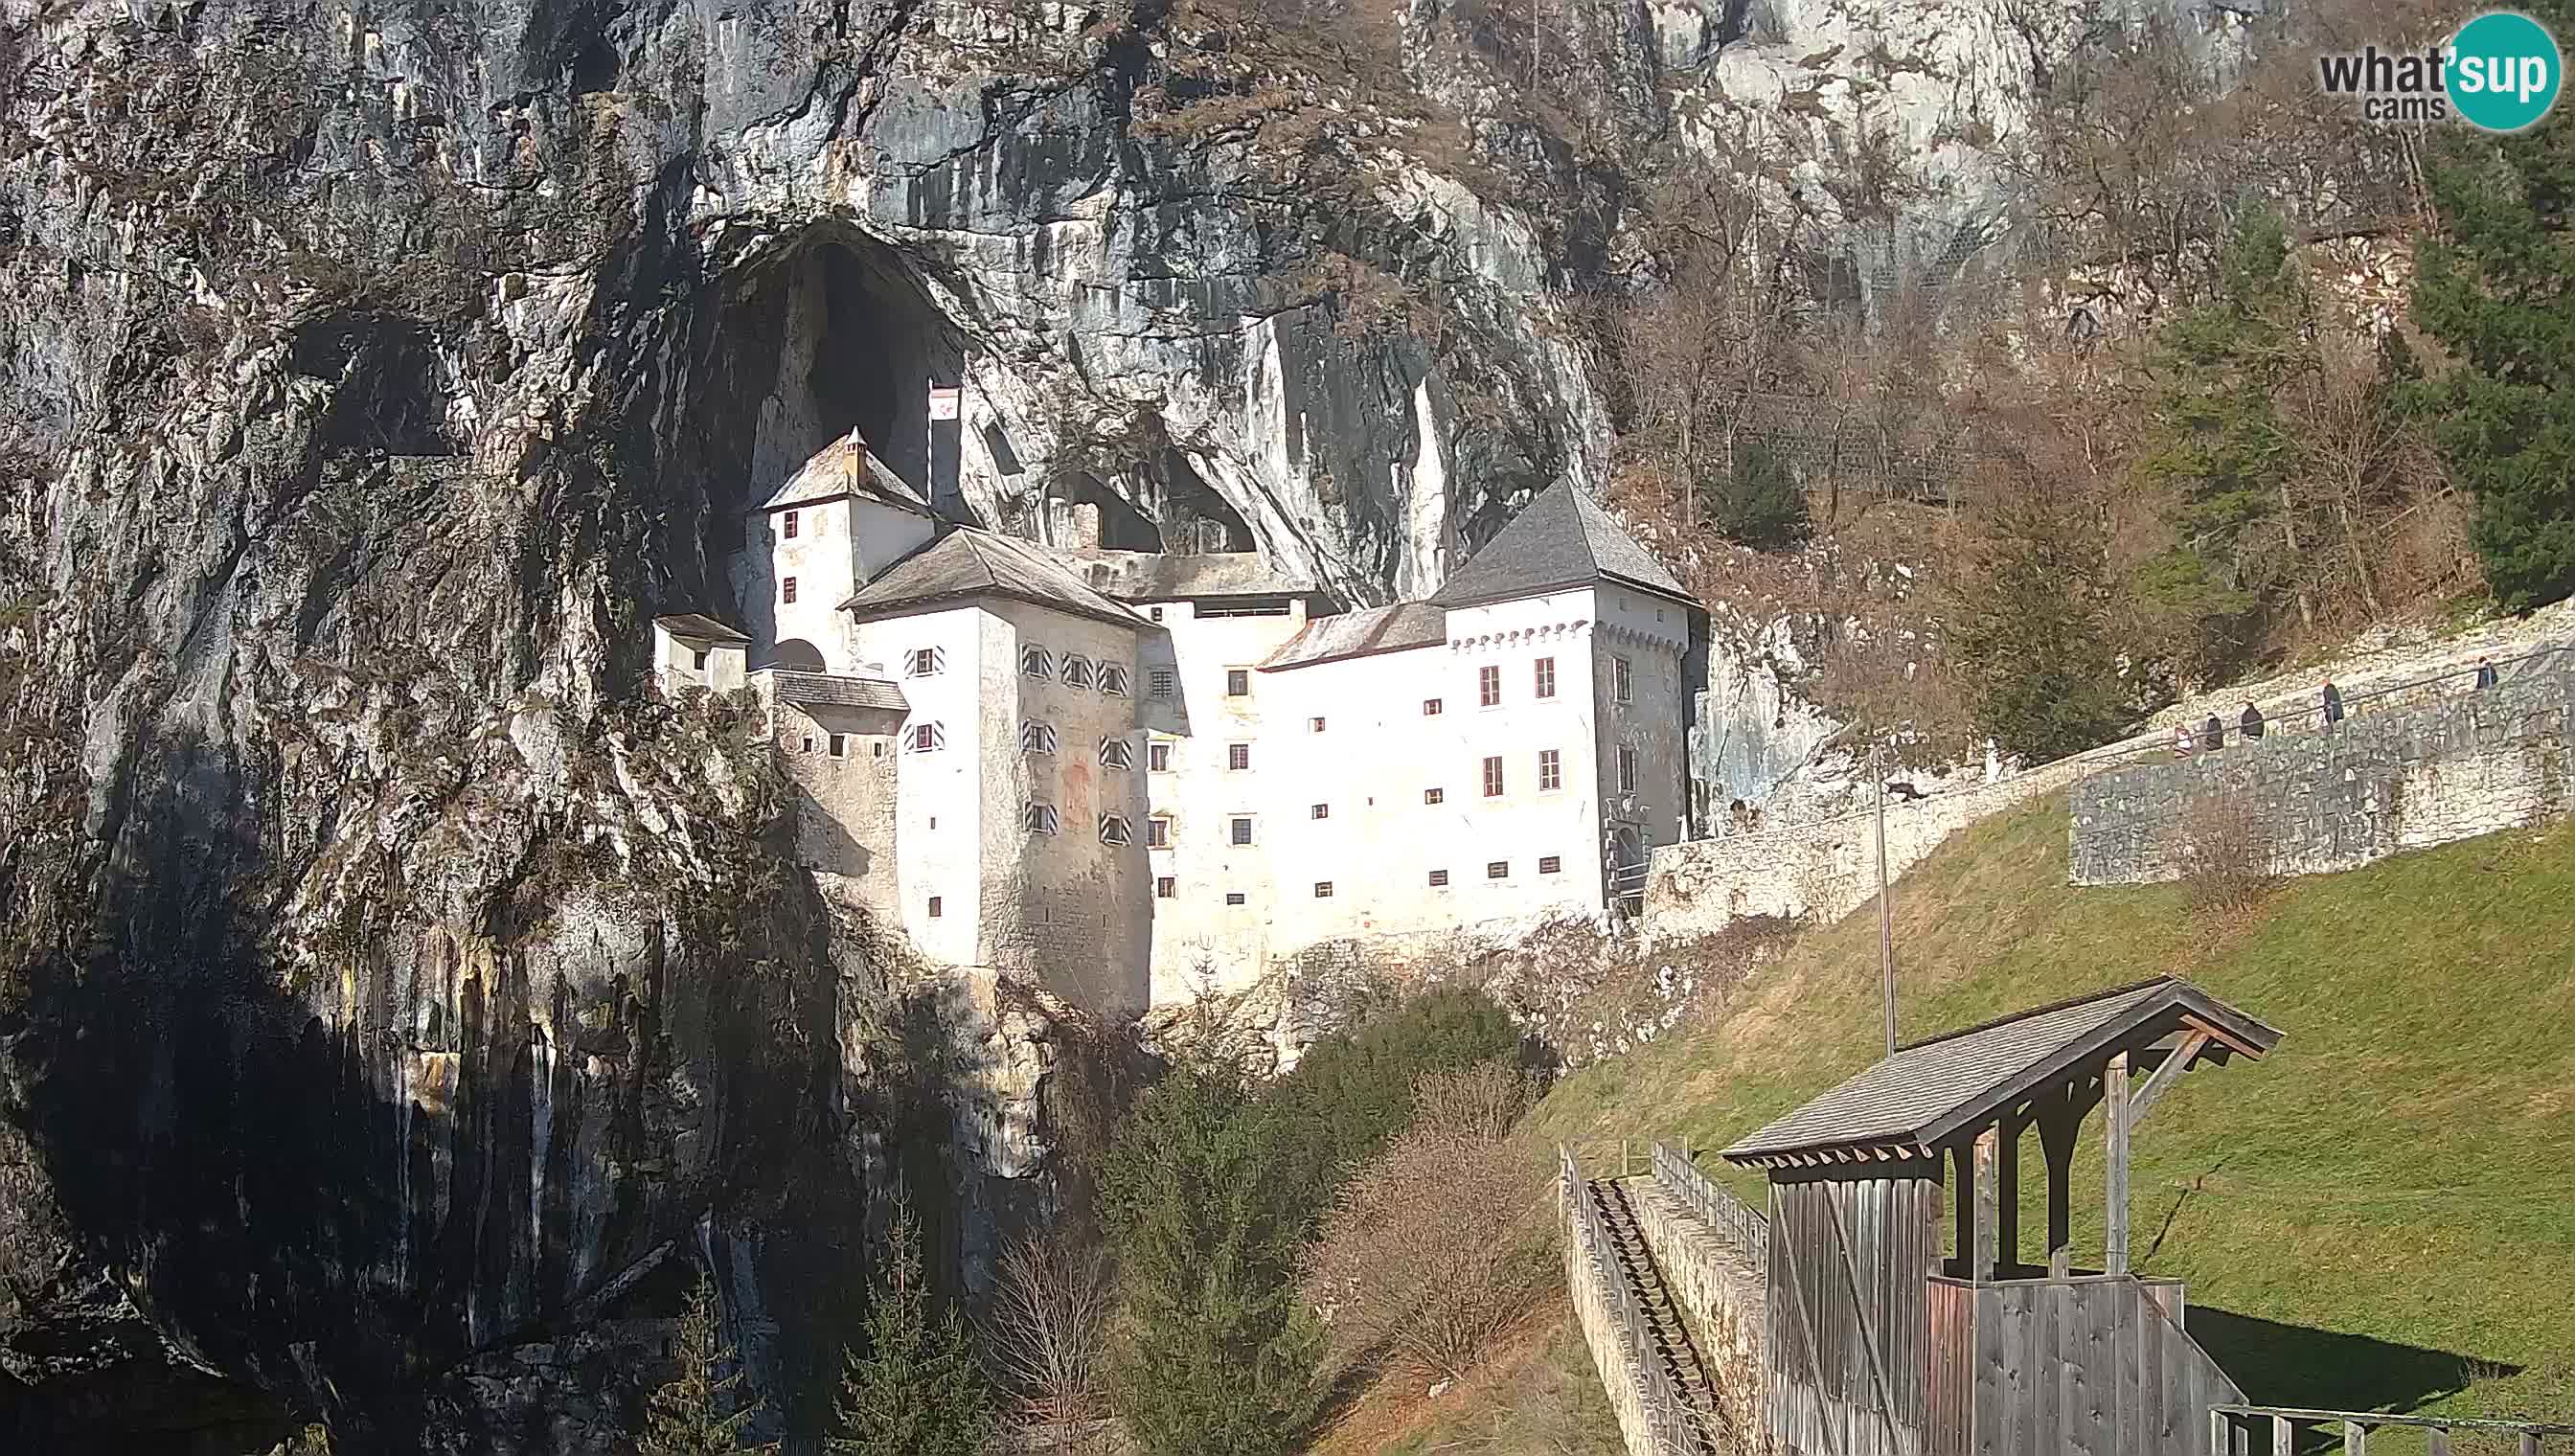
left=1525, top=794, right=2575, bottom=1425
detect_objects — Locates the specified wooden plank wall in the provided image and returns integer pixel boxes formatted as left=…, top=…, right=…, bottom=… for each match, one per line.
left=1924, top=1275, right=2245, bottom=1456
left=1765, top=1171, right=1941, bottom=1456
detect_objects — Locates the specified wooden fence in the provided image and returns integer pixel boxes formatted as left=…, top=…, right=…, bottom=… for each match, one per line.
left=1926, top=1273, right=2242, bottom=1456
left=1652, top=1139, right=1768, bottom=1269
left=2212, top=1405, right=2575, bottom=1455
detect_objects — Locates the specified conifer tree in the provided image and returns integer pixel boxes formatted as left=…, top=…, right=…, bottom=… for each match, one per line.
left=828, top=1197, right=996, bottom=1456
left=640, top=1271, right=758, bottom=1456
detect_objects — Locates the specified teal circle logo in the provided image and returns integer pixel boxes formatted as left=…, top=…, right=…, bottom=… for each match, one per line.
left=2448, top=11, right=2563, bottom=131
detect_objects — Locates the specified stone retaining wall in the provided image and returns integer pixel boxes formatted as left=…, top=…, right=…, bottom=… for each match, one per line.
left=1563, top=1186, right=1659, bottom=1456
left=2070, top=661, right=2575, bottom=885
left=1624, top=1177, right=1768, bottom=1451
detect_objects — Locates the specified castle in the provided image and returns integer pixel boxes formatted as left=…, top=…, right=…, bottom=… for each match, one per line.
left=655, top=429, right=1699, bottom=1015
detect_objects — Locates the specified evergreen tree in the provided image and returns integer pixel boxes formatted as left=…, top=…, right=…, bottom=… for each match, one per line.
left=1102, top=1065, right=1324, bottom=1456
left=2410, top=23, right=2575, bottom=610
left=829, top=1198, right=995, bottom=1456
left=1948, top=488, right=2133, bottom=761
left=640, top=1271, right=758, bottom=1456
left=1699, top=440, right=1809, bottom=551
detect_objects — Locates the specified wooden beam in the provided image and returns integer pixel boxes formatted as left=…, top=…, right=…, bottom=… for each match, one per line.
left=2345, top=1420, right=2369, bottom=1455
left=2039, top=1085, right=2080, bottom=1278
left=2106, top=1051, right=2132, bottom=1275
left=1821, top=1188, right=1907, bottom=1456
left=1995, top=1118, right=2020, bottom=1270
left=2275, top=1415, right=2295, bottom=1455
left=1773, top=1207, right=1847, bottom=1456
left=1953, top=1141, right=1978, bottom=1280
left=2129, top=1030, right=2214, bottom=1124
left=1974, top=1126, right=2001, bottom=1280
left=2427, top=1428, right=2450, bottom=1456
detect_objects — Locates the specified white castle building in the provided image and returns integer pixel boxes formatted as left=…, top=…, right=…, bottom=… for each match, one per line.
left=664, top=429, right=1698, bottom=1015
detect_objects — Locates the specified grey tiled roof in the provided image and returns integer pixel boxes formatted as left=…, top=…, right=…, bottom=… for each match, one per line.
left=765, top=670, right=907, bottom=713
left=1260, top=602, right=1448, bottom=671
left=655, top=613, right=750, bottom=645
left=841, top=530, right=1150, bottom=632
left=756, top=429, right=935, bottom=516
left=1720, top=977, right=2282, bottom=1164
left=1050, top=549, right=1318, bottom=602
left=1427, top=481, right=1692, bottom=609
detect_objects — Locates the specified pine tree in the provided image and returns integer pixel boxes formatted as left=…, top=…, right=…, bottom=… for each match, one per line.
left=640, top=1272, right=758, bottom=1456
left=829, top=1198, right=996, bottom=1456
left=2409, top=17, right=2575, bottom=610
left=1948, top=488, right=2133, bottom=761
left=1102, top=1065, right=1324, bottom=1456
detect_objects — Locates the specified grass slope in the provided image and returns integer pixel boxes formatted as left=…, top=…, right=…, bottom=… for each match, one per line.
left=1527, top=794, right=2575, bottom=1428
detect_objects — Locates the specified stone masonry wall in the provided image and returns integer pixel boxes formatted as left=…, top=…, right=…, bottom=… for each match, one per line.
left=1624, top=1177, right=1768, bottom=1452
left=2070, top=662, right=2575, bottom=885
left=1564, top=1185, right=1659, bottom=1456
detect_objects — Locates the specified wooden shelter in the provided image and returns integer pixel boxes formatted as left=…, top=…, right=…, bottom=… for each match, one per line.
left=1720, top=976, right=2283, bottom=1456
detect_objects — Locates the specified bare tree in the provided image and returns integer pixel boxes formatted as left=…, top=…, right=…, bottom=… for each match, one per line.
left=988, top=1233, right=1118, bottom=1452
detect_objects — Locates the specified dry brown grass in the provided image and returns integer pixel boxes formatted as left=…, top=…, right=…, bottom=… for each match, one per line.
left=2173, top=793, right=2281, bottom=916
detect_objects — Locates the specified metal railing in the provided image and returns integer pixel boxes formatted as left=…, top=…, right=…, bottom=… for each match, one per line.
left=1652, top=1141, right=1767, bottom=1271
left=2212, top=1403, right=2575, bottom=1455
left=1561, top=1144, right=1716, bottom=1456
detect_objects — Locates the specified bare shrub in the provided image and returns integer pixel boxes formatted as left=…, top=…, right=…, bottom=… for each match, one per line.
left=989, top=1232, right=1118, bottom=1450
left=2174, top=794, right=2279, bottom=914
left=1304, top=1062, right=1551, bottom=1387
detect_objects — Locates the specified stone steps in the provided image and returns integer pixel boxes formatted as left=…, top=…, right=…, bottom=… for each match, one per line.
left=1588, top=1176, right=1726, bottom=1451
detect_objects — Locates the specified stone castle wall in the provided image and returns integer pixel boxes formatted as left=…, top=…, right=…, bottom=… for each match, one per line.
left=2069, top=661, right=2575, bottom=886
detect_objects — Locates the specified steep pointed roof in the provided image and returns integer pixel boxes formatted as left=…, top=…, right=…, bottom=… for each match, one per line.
left=840, top=529, right=1151, bottom=632
left=753, top=429, right=936, bottom=518
left=1427, top=482, right=1692, bottom=611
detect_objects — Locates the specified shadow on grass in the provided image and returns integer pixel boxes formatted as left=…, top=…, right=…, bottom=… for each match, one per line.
left=2191, top=1306, right=2514, bottom=1416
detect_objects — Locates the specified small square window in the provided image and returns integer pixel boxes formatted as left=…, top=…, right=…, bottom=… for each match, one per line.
left=692, top=648, right=709, bottom=671
left=1487, top=860, right=1509, bottom=879
left=927, top=895, right=942, bottom=918
left=905, top=647, right=945, bottom=677
left=1482, top=756, right=1504, bottom=798
left=1225, top=669, right=1250, bottom=696
left=782, top=577, right=799, bottom=604
left=1021, top=720, right=1059, bottom=756
left=1310, top=716, right=1327, bottom=733
left=1479, top=664, right=1501, bottom=707
left=1613, top=655, right=1633, bottom=704
left=1224, top=891, right=1247, bottom=906
left=1618, top=745, right=1638, bottom=793
left=1148, top=817, right=1172, bottom=848
left=1062, top=655, right=1095, bottom=690
left=1150, top=605, right=1165, bottom=622
left=1022, top=647, right=1055, bottom=681
left=1539, top=748, right=1561, bottom=792
left=1428, top=869, right=1449, bottom=887
left=828, top=733, right=848, bottom=759
left=1539, top=855, right=1562, bottom=875
left=1424, top=698, right=1443, bottom=716
left=1227, top=743, right=1251, bottom=771
left=1424, top=787, right=1444, bottom=805
left=1310, top=803, right=1329, bottom=820
left=1230, top=817, right=1254, bottom=846
left=1150, top=742, right=1173, bottom=772
left=1535, top=656, right=1556, bottom=699
left=1313, top=881, right=1334, bottom=899
left=1099, top=814, right=1133, bottom=846
left=1151, top=668, right=1175, bottom=699
left=873, top=741, right=885, bottom=758
left=801, top=734, right=815, bottom=754
left=1100, top=737, right=1135, bottom=770
left=783, top=510, right=799, bottom=539
left=1155, top=876, right=1176, bottom=898
left=1099, top=664, right=1130, bottom=696
left=907, top=723, right=946, bottom=753
left=1025, top=804, right=1060, bottom=835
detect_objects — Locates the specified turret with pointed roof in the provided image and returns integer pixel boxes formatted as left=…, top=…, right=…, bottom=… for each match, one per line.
left=1427, top=481, right=1690, bottom=611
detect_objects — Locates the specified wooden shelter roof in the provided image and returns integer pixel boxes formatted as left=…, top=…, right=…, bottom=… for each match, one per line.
left=1720, top=977, right=2280, bottom=1168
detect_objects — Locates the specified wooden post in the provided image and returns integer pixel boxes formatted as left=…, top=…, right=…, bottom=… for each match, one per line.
left=1973, top=1126, right=2001, bottom=1279
left=2040, top=1090, right=2079, bottom=1278
left=2210, top=1409, right=2229, bottom=1456
left=1953, top=1141, right=1978, bottom=1280
left=2274, top=1415, right=2295, bottom=1455
left=2343, top=1420, right=2369, bottom=1454
left=2518, top=1433, right=2539, bottom=1456
left=1995, top=1116, right=2021, bottom=1274
left=2106, top=1052, right=2131, bottom=1275
left=2427, top=1428, right=2450, bottom=1456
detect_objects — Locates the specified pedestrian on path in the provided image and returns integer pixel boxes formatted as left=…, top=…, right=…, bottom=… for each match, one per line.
left=2321, top=678, right=2346, bottom=729
left=2201, top=713, right=2224, bottom=751
left=2476, top=656, right=2500, bottom=690
left=2240, top=701, right=2266, bottom=739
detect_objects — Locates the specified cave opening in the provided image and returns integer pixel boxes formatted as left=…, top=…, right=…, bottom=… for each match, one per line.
left=290, top=317, right=459, bottom=458
left=1153, top=447, right=1251, bottom=554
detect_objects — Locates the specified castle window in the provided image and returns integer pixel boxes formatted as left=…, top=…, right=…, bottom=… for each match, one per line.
left=874, top=741, right=885, bottom=758
left=1024, top=804, right=1060, bottom=835
left=1148, top=816, right=1172, bottom=848
left=1020, top=720, right=1059, bottom=756
left=927, top=896, right=942, bottom=918
left=1479, top=664, right=1501, bottom=707
left=1062, top=655, right=1095, bottom=690
left=783, top=511, right=799, bottom=539
left=1482, top=756, right=1504, bottom=797
left=1230, top=817, right=1254, bottom=846
left=1487, top=860, right=1509, bottom=879
left=1227, top=743, right=1251, bottom=771
left=801, top=734, right=815, bottom=754
left=782, top=577, right=799, bottom=604
left=1155, top=876, right=1175, bottom=898
left=1427, top=869, right=1449, bottom=887
left=1313, top=881, right=1333, bottom=899
left=1539, top=748, right=1561, bottom=792
left=1225, top=669, right=1250, bottom=696
left=1150, top=606, right=1165, bottom=622
left=1618, top=745, right=1638, bottom=793
left=1539, top=855, right=1562, bottom=875
left=1149, top=742, right=1173, bottom=772
left=1151, top=669, right=1175, bottom=699
left=1310, top=716, right=1327, bottom=734
left=1225, top=891, right=1247, bottom=906
left=1310, top=803, right=1329, bottom=820
left=1099, top=737, right=1135, bottom=770
left=1099, top=814, right=1133, bottom=846
left=907, top=722, right=946, bottom=752
left=693, top=648, right=709, bottom=671
left=1021, top=646, right=1054, bottom=680
left=1423, top=697, right=1443, bottom=716
left=905, top=647, right=946, bottom=677
left=828, top=734, right=848, bottom=759
left=1613, top=655, right=1633, bottom=704
left=1099, top=664, right=1130, bottom=695
left=1535, top=656, right=1556, bottom=699
left=1424, top=787, right=1444, bottom=805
